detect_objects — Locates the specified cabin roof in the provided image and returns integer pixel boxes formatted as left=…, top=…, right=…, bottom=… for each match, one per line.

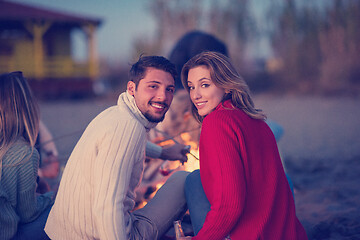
left=0, top=1, right=102, bottom=26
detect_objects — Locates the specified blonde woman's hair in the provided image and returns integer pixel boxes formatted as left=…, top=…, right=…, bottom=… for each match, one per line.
left=181, top=51, right=266, bottom=122
left=0, top=71, right=39, bottom=165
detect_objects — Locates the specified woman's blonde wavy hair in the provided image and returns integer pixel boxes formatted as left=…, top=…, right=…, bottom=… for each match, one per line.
left=181, top=51, right=266, bottom=122
left=0, top=72, right=39, bottom=166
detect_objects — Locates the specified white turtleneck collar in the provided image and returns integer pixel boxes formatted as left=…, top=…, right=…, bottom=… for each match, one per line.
left=117, top=91, right=158, bottom=131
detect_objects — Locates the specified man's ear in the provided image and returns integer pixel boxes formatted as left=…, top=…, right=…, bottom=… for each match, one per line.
left=127, top=81, right=136, bottom=96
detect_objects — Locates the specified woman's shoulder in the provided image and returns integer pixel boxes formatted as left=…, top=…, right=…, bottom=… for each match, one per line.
left=202, top=108, right=237, bottom=133
left=206, top=103, right=245, bottom=122
left=9, top=138, right=31, bottom=151
left=204, top=103, right=263, bottom=134
left=2, top=138, right=39, bottom=165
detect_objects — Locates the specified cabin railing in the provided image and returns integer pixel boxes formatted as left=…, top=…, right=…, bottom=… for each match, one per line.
left=0, top=56, right=96, bottom=80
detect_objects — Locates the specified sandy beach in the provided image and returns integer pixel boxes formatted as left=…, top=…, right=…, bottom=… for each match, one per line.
left=39, top=93, right=360, bottom=239
left=254, top=94, right=360, bottom=239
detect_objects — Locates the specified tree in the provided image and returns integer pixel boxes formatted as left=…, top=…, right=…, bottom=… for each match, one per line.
left=269, top=0, right=322, bottom=92
left=132, top=0, right=255, bottom=73
left=318, top=0, right=360, bottom=94
left=269, top=0, right=360, bottom=94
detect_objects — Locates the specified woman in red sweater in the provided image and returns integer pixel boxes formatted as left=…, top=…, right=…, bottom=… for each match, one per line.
left=181, top=51, right=307, bottom=240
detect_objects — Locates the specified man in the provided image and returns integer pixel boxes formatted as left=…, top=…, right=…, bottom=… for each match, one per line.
left=45, top=56, right=189, bottom=239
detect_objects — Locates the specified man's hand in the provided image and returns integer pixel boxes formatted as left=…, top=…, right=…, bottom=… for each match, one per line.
left=160, top=143, right=190, bottom=163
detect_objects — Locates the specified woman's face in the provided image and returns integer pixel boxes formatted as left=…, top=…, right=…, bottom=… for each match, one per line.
left=187, top=66, right=225, bottom=117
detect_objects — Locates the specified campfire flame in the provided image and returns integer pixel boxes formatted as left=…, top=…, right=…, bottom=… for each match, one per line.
left=180, top=132, right=199, bottom=172
left=134, top=132, right=200, bottom=210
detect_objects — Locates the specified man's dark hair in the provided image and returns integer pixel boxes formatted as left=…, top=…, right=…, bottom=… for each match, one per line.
left=129, top=55, right=177, bottom=86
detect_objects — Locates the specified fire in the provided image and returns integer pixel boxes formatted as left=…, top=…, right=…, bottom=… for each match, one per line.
left=134, top=132, right=200, bottom=210
left=184, top=149, right=200, bottom=172
left=133, top=182, right=164, bottom=211
left=151, top=131, right=200, bottom=172
left=179, top=132, right=200, bottom=172
left=148, top=183, right=164, bottom=200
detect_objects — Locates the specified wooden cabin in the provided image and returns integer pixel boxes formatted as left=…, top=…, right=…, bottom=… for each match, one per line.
left=0, top=0, right=102, bottom=97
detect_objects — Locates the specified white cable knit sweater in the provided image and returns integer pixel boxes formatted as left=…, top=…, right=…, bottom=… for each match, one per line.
left=45, top=91, right=157, bottom=240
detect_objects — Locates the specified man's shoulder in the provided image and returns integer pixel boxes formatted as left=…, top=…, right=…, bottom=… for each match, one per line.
left=94, top=105, right=132, bottom=122
left=88, top=105, right=143, bottom=133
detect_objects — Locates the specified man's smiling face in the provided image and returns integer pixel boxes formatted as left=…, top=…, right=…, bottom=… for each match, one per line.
left=127, top=67, right=175, bottom=123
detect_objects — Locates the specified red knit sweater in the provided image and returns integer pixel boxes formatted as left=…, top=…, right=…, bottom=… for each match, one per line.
left=193, top=100, right=307, bottom=240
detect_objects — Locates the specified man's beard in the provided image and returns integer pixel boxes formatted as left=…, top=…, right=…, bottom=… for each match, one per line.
left=144, top=112, right=165, bottom=123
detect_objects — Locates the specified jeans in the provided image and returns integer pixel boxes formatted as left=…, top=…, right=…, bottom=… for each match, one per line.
left=131, top=170, right=189, bottom=240
left=184, top=170, right=210, bottom=235
left=15, top=205, right=52, bottom=240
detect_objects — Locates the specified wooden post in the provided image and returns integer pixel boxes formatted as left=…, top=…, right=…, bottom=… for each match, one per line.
left=25, top=21, right=52, bottom=79
left=83, top=23, right=99, bottom=80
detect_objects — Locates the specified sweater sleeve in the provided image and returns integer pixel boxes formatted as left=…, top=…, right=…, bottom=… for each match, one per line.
left=0, top=144, right=53, bottom=240
left=194, top=112, right=246, bottom=240
left=146, top=141, right=162, bottom=159
left=93, top=122, right=145, bottom=240
left=16, top=149, right=53, bottom=223
left=0, top=186, right=19, bottom=240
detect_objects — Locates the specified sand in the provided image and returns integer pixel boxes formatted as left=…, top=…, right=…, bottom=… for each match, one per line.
left=254, top=94, right=360, bottom=239
left=39, top=93, right=360, bottom=239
